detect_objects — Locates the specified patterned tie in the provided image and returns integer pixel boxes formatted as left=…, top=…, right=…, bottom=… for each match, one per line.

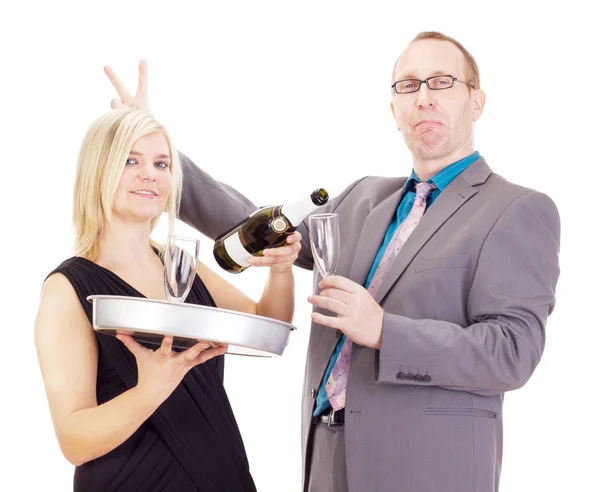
left=325, top=181, right=436, bottom=411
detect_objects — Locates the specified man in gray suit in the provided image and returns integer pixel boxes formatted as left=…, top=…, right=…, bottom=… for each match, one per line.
left=107, top=31, right=560, bottom=492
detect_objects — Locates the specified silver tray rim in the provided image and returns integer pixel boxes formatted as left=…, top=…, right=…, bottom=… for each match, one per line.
left=86, top=294, right=297, bottom=357
left=86, top=294, right=297, bottom=332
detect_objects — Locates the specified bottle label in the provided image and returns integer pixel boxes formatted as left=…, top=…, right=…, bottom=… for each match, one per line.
left=223, top=232, right=251, bottom=267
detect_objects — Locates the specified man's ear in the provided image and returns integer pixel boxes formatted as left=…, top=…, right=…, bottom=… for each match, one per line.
left=472, top=89, right=486, bottom=122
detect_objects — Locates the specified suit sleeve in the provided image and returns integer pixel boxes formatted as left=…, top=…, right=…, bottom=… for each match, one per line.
left=178, top=151, right=367, bottom=272
left=178, top=152, right=257, bottom=239
left=375, top=191, right=561, bottom=395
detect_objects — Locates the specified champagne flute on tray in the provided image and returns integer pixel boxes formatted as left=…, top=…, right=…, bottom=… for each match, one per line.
left=164, top=235, right=201, bottom=303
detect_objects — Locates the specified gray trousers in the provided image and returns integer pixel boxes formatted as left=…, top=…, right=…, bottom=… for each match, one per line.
left=305, top=422, right=348, bottom=492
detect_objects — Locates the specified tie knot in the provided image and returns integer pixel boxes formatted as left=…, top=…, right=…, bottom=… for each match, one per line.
left=414, top=181, right=436, bottom=200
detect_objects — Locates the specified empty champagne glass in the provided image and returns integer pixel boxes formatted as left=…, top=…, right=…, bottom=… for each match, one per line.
left=309, top=213, right=339, bottom=277
left=164, top=235, right=201, bottom=302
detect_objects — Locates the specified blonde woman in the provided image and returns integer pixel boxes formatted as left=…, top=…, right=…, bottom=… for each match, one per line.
left=34, top=108, right=300, bottom=492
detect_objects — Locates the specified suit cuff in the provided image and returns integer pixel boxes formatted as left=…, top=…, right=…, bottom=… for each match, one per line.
left=375, top=312, right=433, bottom=386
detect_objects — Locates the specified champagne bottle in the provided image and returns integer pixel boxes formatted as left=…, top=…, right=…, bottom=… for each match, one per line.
left=213, top=188, right=329, bottom=273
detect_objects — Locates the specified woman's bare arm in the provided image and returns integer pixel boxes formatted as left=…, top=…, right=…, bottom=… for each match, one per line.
left=35, top=273, right=223, bottom=466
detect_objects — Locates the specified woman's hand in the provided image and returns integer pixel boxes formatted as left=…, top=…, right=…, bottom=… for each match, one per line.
left=116, top=333, right=226, bottom=405
left=104, top=60, right=150, bottom=112
left=248, top=231, right=302, bottom=274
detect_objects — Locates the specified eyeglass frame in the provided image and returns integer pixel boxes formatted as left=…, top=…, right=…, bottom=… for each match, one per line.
left=391, top=75, right=475, bottom=95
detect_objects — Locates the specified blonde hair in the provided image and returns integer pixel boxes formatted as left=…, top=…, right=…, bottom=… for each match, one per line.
left=73, top=108, right=182, bottom=261
left=391, top=31, right=481, bottom=90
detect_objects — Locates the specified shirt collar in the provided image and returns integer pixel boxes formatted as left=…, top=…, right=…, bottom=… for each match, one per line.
left=403, top=151, right=481, bottom=194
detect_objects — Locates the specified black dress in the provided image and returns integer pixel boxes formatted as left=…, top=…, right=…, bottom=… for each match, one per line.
left=48, top=257, right=257, bottom=492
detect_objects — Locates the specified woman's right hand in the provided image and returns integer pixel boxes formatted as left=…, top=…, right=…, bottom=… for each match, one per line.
left=116, top=333, right=227, bottom=405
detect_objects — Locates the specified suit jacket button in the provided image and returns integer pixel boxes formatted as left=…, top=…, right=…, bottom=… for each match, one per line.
left=423, top=375, right=431, bottom=383
left=415, top=375, right=423, bottom=382
left=406, top=373, right=415, bottom=381
left=396, top=372, right=407, bottom=380
left=311, top=388, right=317, bottom=398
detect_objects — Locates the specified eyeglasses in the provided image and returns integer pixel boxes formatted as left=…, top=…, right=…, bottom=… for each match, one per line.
left=391, top=75, right=475, bottom=95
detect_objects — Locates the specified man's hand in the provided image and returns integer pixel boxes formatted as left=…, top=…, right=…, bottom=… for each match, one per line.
left=104, top=60, right=150, bottom=112
left=307, top=275, right=384, bottom=349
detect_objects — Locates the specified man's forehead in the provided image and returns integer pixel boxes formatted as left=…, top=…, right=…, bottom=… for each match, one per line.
left=394, top=39, right=465, bottom=79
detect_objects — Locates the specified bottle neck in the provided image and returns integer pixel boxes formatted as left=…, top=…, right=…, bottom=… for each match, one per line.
left=281, top=195, right=323, bottom=226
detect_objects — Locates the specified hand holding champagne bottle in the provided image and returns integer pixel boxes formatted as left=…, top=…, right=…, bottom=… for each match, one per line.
left=214, top=189, right=329, bottom=273
left=247, top=231, right=303, bottom=273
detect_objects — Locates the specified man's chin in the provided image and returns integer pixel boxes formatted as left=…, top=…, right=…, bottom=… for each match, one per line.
left=412, top=139, right=449, bottom=161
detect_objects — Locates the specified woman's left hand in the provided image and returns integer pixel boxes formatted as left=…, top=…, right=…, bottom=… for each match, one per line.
left=248, top=231, right=302, bottom=273
left=104, top=60, right=150, bottom=112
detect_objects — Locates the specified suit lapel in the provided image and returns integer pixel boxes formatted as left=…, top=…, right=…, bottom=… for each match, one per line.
left=311, top=180, right=405, bottom=360
left=373, top=158, right=492, bottom=304
left=347, top=182, right=407, bottom=286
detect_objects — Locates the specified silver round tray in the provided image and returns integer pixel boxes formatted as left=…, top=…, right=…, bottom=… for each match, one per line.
left=87, top=295, right=296, bottom=357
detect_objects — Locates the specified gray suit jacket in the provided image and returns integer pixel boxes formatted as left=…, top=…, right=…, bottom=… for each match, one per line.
left=178, top=154, right=561, bottom=492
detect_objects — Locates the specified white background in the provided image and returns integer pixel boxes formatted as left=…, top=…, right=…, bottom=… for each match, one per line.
left=1, top=1, right=598, bottom=491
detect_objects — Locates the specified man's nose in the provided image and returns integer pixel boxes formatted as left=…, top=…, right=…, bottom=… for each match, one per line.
left=416, top=83, right=436, bottom=109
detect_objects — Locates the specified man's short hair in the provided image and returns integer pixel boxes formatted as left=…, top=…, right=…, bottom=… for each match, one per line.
left=392, top=31, right=480, bottom=90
